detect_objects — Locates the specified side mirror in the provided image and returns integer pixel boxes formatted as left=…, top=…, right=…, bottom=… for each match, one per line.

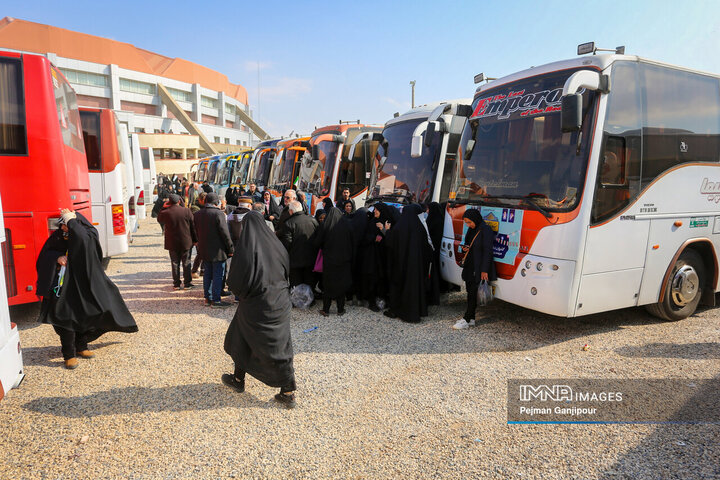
left=561, top=94, right=583, bottom=132
left=456, top=104, right=473, bottom=118
left=424, top=122, right=436, bottom=148
left=464, top=139, right=476, bottom=160
left=411, top=135, right=423, bottom=158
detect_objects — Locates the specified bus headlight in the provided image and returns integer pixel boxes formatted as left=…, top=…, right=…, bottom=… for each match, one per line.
left=531, top=287, right=537, bottom=295
left=536, top=262, right=543, bottom=271
left=525, top=260, right=532, bottom=269
left=521, top=269, right=527, bottom=277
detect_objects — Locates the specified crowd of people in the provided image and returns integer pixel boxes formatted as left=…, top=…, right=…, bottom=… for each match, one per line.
left=153, top=181, right=496, bottom=327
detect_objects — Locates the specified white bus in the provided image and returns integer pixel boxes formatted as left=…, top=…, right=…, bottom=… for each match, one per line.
left=442, top=44, right=720, bottom=321
left=0, top=194, right=25, bottom=400
left=348, top=100, right=471, bottom=208
left=79, top=107, right=130, bottom=259
left=119, top=124, right=137, bottom=234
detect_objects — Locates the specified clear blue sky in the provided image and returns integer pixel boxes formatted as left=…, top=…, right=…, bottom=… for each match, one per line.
left=6, top=0, right=720, bottom=138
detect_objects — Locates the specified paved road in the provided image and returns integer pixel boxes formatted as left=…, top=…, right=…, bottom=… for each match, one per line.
left=2, top=217, right=719, bottom=479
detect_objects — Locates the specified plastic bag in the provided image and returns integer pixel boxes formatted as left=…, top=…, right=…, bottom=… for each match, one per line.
left=477, top=280, right=494, bottom=306
left=290, top=284, right=314, bottom=309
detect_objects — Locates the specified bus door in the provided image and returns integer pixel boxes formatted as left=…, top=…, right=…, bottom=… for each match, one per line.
left=576, top=63, right=649, bottom=316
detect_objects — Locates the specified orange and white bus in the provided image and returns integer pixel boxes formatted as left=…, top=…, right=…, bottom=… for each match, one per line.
left=442, top=44, right=720, bottom=321
left=298, top=124, right=382, bottom=214
left=0, top=51, right=92, bottom=305
left=267, top=137, right=310, bottom=200
left=79, top=107, right=130, bottom=259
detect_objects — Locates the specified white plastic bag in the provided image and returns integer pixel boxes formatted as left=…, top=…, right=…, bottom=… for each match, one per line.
left=477, top=280, right=494, bottom=306
left=290, top=284, right=314, bottom=309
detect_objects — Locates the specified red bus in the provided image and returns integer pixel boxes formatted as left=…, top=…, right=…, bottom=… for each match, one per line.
left=0, top=51, right=91, bottom=305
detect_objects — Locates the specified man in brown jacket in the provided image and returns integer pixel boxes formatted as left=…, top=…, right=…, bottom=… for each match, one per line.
left=157, top=194, right=198, bottom=290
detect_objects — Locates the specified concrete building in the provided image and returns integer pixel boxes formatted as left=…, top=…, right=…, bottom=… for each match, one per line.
left=0, top=16, right=268, bottom=174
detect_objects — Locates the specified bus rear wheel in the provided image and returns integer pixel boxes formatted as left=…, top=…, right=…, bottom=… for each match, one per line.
left=646, top=249, right=704, bottom=321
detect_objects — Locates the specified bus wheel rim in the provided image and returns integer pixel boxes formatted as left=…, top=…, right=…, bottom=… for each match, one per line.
left=671, top=265, right=699, bottom=307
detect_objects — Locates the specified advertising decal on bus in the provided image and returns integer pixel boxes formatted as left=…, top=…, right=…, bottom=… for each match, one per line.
left=462, top=206, right=524, bottom=265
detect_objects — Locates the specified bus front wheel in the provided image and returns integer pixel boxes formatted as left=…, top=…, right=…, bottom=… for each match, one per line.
left=647, top=249, right=704, bottom=321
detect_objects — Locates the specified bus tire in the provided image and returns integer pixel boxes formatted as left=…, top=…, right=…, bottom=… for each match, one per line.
left=646, top=249, right=704, bottom=321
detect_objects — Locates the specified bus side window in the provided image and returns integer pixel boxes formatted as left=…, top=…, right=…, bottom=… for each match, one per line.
left=0, top=58, right=27, bottom=155
left=640, top=63, right=720, bottom=186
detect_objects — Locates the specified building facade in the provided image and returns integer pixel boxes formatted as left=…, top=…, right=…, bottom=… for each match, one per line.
left=0, top=17, right=262, bottom=168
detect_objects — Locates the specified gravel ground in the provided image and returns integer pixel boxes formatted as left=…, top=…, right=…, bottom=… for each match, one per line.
left=2, top=216, right=720, bottom=479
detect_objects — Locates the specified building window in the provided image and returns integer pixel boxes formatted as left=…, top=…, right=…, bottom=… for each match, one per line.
left=243, top=141, right=247, bottom=146
left=166, top=87, right=192, bottom=103
left=119, top=78, right=155, bottom=95
left=201, top=96, right=218, bottom=109
left=224, top=137, right=230, bottom=144
left=134, top=127, right=146, bottom=133
left=236, top=140, right=242, bottom=145
left=61, top=68, right=109, bottom=88
left=225, top=103, right=236, bottom=115
left=214, top=136, right=221, bottom=143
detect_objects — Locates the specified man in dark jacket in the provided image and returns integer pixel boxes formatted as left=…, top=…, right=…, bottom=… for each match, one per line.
left=157, top=194, right=198, bottom=290
left=247, top=183, right=263, bottom=203
left=336, top=188, right=356, bottom=213
left=194, top=193, right=234, bottom=307
left=278, top=201, right=318, bottom=288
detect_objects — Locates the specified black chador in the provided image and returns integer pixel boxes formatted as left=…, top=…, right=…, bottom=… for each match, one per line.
left=385, top=203, right=434, bottom=323
left=36, top=213, right=138, bottom=351
left=224, top=211, right=296, bottom=390
left=313, top=207, right=353, bottom=314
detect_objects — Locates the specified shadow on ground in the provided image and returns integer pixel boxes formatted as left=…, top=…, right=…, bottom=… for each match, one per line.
left=615, top=342, right=720, bottom=360
left=21, top=342, right=122, bottom=367
left=22, top=382, right=277, bottom=417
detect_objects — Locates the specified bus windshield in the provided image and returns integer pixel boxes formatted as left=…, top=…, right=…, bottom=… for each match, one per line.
left=232, top=153, right=251, bottom=185
left=452, top=68, right=597, bottom=211
left=197, top=163, right=208, bottom=182
left=370, top=118, right=439, bottom=204
left=254, top=150, right=275, bottom=186
left=217, top=161, right=230, bottom=185
left=208, top=161, right=219, bottom=184
left=303, top=140, right=340, bottom=197
left=275, top=149, right=298, bottom=187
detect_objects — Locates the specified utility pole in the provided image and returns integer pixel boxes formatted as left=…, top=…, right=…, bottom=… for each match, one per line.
left=409, top=80, right=416, bottom=108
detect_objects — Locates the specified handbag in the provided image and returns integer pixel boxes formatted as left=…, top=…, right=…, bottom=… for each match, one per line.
left=313, top=249, right=323, bottom=273
left=459, top=230, right=480, bottom=268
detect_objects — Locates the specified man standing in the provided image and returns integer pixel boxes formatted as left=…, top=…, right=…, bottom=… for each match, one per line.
left=194, top=193, right=234, bottom=307
left=336, top=188, right=356, bottom=213
left=278, top=201, right=318, bottom=287
left=247, top=183, right=262, bottom=203
left=276, top=189, right=297, bottom=232
left=157, top=194, right=197, bottom=290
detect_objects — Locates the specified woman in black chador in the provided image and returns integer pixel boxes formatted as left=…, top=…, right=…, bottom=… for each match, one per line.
left=452, top=208, right=496, bottom=330
left=223, top=211, right=297, bottom=407
left=313, top=207, right=353, bottom=315
left=384, top=203, right=434, bottom=323
left=36, top=209, right=138, bottom=369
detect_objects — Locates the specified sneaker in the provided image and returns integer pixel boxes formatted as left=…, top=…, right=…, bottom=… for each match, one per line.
left=184, top=283, right=196, bottom=290
left=274, top=392, right=296, bottom=408
left=173, top=286, right=183, bottom=291
left=77, top=350, right=95, bottom=359
left=452, top=318, right=474, bottom=330
left=204, top=298, right=211, bottom=306
left=319, top=309, right=329, bottom=317
left=211, top=301, right=233, bottom=308
left=64, top=358, right=78, bottom=369
left=191, top=272, right=200, bottom=279
left=221, top=374, right=245, bottom=393
left=220, top=290, right=231, bottom=297
left=337, top=309, right=346, bottom=316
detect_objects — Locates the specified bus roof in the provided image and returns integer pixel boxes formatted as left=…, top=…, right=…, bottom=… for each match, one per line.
left=473, top=53, right=720, bottom=97
left=385, top=99, right=472, bottom=127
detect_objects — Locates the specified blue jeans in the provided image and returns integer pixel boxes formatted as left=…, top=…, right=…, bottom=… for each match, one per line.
left=203, top=260, right=226, bottom=303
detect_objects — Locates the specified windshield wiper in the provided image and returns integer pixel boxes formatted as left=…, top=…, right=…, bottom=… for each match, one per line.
left=375, top=192, right=413, bottom=204
left=482, top=194, right=553, bottom=219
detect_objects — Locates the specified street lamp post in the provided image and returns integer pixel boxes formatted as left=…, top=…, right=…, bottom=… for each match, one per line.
left=410, top=80, right=416, bottom=108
